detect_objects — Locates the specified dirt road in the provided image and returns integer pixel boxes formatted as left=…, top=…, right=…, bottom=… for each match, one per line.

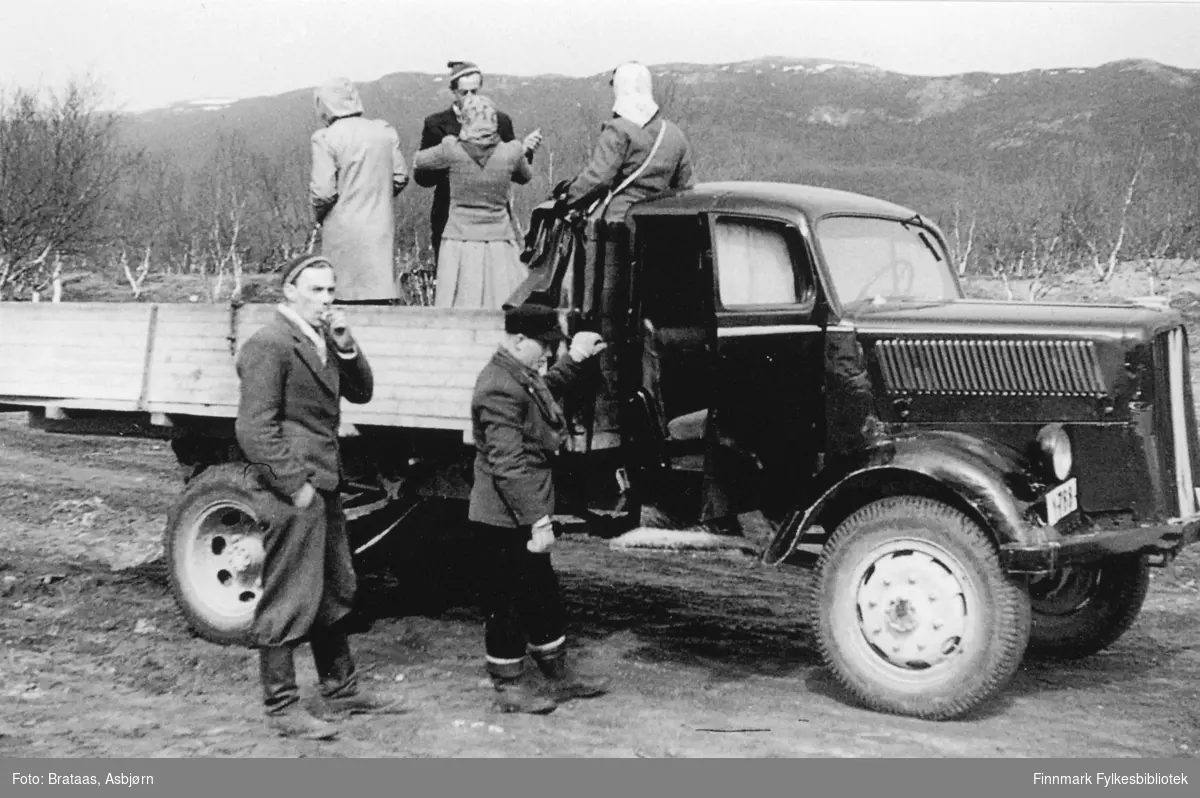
left=0, top=414, right=1197, bottom=758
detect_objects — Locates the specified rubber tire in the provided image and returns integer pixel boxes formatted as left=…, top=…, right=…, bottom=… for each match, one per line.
left=810, top=496, right=1032, bottom=721
left=1025, top=554, right=1151, bottom=660
left=164, top=462, right=278, bottom=646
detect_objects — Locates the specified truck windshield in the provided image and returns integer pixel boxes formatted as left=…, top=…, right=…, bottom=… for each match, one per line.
left=817, top=216, right=960, bottom=307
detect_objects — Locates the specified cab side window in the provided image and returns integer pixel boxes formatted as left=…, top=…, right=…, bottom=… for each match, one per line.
left=713, top=217, right=810, bottom=308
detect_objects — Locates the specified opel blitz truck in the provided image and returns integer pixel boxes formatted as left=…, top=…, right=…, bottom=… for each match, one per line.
left=2, top=181, right=1196, bottom=720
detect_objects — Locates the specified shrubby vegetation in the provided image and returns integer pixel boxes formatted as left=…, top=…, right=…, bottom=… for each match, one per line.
left=3, top=65, right=1200, bottom=302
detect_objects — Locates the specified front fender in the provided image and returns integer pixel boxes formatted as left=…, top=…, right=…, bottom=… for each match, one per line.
left=763, top=429, right=1048, bottom=565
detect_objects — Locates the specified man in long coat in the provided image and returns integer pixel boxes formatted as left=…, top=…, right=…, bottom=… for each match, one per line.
left=311, top=77, right=409, bottom=303
left=469, top=304, right=609, bottom=714
left=415, top=61, right=542, bottom=258
left=235, top=254, right=398, bottom=740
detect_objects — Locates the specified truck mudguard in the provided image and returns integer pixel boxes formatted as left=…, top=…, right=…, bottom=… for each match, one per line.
left=763, top=429, right=1049, bottom=565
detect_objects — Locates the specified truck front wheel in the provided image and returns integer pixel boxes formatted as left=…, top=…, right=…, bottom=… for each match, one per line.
left=811, top=496, right=1031, bottom=721
left=164, top=463, right=276, bottom=645
left=1025, top=554, right=1150, bottom=660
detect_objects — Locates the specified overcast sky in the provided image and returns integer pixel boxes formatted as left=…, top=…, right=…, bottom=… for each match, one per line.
left=5, top=0, right=1200, bottom=110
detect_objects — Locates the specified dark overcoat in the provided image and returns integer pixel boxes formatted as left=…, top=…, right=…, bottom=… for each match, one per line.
left=235, top=311, right=373, bottom=496
left=415, top=106, right=517, bottom=251
left=234, top=310, right=374, bottom=647
left=468, top=348, right=587, bottom=528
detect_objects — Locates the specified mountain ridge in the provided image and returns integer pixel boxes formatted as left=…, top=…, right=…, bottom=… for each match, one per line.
left=101, top=54, right=1200, bottom=269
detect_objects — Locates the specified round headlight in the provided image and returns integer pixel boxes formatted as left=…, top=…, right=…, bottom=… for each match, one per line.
left=1037, top=423, right=1073, bottom=481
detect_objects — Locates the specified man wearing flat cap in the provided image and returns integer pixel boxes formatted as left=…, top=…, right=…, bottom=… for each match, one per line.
left=234, top=254, right=399, bottom=740
left=416, top=61, right=543, bottom=258
left=468, top=304, right=609, bottom=714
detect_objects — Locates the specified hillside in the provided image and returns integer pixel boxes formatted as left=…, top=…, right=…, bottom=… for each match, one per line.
left=71, top=55, right=1200, bottom=283
left=122, top=56, right=1200, bottom=182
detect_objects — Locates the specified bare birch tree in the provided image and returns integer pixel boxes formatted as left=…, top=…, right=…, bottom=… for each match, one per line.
left=0, top=79, right=137, bottom=298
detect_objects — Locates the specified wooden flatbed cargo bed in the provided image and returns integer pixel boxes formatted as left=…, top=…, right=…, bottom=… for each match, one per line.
left=0, top=302, right=505, bottom=441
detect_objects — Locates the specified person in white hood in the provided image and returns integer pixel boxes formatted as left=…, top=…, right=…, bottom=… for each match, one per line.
left=310, top=77, right=409, bottom=303
left=558, top=62, right=694, bottom=228
left=555, top=62, right=694, bottom=440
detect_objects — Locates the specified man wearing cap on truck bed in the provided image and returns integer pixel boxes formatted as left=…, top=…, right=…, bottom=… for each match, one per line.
left=416, top=61, right=543, bottom=258
left=235, top=254, right=401, bottom=740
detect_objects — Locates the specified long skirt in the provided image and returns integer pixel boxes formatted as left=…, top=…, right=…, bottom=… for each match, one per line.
left=434, top=239, right=529, bottom=309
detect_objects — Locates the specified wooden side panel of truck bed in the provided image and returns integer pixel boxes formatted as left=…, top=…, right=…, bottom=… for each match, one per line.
left=0, top=302, right=506, bottom=439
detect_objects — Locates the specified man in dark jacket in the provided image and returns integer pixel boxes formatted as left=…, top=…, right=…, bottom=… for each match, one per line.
left=235, top=254, right=399, bottom=740
left=469, top=304, right=608, bottom=713
left=415, top=61, right=543, bottom=257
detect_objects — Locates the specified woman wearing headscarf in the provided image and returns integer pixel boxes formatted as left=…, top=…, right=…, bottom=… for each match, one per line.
left=554, top=61, right=695, bottom=442
left=310, top=77, right=409, bottom=304
left=413, top=95, right=534, bottom=308
left=558, top=61, right=694, bottom=235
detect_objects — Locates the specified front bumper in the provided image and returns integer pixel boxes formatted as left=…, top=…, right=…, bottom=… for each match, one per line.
left=1001, top=513, right=1200, bottom=573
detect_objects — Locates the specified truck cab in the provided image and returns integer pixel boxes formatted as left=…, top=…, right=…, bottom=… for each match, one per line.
left=524, top=181, right=1200, bottom=719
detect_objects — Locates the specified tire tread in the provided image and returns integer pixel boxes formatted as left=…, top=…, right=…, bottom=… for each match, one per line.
left=809, top=495, right=1031, bottom=721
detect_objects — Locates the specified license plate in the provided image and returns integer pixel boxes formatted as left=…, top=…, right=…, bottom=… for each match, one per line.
left=1044, top=478, right=1078, bottom=526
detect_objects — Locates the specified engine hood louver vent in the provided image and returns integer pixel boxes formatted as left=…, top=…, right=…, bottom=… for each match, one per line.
left=874, top=339, right=1107, bottom=397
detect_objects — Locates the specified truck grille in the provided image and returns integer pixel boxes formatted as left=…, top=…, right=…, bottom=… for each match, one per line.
left=873, top=339, right=1107, bottom=397
left=1153, top=327, right=1200, bottom=516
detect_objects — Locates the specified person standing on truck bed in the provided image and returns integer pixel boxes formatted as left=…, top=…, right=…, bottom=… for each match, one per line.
left=469, top=303, right=611, bottom=714
left=310, top=77, right=409, bottom=305
left=413, top=94, right=540, bottom=309
left=416, top=61, right=543, bottom=260
left=554, top=60, right=695, bottom=441
left=235, top=254, right=402, bottom=741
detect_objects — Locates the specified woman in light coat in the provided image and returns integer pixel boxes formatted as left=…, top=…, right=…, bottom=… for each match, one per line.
left=310, top=77, right=409, bottom=304
left=413, top=95, right=534, bottom=309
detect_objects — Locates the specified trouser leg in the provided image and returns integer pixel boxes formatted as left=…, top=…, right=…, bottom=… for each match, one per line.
left=252, top=492, right=325, bottom=648
left=315, top=490, right=357, bottom=631
left=475, top=523, right=558, bottom=714
left=478, top=524, right=545, bottom=677
left=590, top=222, right=626, bottom=445
left=259, top=645, right=300, bottom=715
left=310, top=623, right=357, bottom=699
left=517, top=547, right=610, bottom=702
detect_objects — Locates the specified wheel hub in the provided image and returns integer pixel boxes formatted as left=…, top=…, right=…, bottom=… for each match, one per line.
left=856, top=544, right=971, bottom=669
left=182, top=502, right=265, bottom=619
left=885, top=597, right=919, bottom=634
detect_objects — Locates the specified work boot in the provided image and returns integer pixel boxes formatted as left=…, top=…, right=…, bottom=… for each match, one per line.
left=490, top=671, right=557, bottom=715
left=259, top=646, right=339, bottom=741
left=322, top=689, right=406, bottom=716
left=311, top=625, right=406, bottom=716
left=531, top=648, right=610, bottom=702
left=266, top=704, right=340, bottom=741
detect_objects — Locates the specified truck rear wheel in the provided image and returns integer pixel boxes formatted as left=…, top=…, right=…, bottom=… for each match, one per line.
left=811, top=496, right=1031, bottom=720
left=1025, top=554, right=1150, bottom=660
left=164, top=463, right=275, bottom=645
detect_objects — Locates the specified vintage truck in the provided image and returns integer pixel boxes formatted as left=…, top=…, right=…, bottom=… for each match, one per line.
left=1, top=181, right=1197, bottom=722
